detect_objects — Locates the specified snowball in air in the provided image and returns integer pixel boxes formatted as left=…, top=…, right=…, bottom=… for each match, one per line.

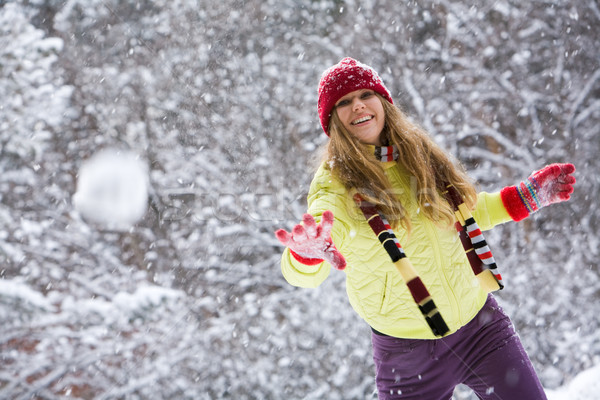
left=73, top=149, right=149, bottom=229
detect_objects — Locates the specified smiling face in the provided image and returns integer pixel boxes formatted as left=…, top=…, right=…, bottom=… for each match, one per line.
left=333, top=89, right=386, bottom=146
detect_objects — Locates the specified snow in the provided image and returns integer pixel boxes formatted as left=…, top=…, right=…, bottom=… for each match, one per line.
left=546, top=364, right=600, bottom=400
left=0, top=278, right=54, bottom=312
left=1, top=0, right=599, bottom=399
left=73, top=149, right=149, bottom=230
left=61, top=285, right=183, bottom=325
left=113, top=285, right=183, bottom=313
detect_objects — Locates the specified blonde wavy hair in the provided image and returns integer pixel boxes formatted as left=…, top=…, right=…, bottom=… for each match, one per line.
left=325, top=94, right=477, bottom=231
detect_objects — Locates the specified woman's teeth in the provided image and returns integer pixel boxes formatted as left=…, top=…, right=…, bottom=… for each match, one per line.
left=351, top=115, right=373, bottom=125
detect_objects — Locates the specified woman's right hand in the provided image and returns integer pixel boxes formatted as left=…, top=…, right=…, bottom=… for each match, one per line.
left=275, top=210, right=346, bottom=270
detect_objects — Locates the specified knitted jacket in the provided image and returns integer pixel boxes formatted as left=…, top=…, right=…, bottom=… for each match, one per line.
left=281, top=159, right=513, bottom=339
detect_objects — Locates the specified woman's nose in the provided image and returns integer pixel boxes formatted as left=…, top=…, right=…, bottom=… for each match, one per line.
left=352, top=99, right=366, bottom=112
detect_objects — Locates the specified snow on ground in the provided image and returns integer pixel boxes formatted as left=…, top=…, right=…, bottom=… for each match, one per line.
left=546, top=363, right=600, bottom=400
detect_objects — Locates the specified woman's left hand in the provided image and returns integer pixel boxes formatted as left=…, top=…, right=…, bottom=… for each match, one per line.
left=500, top=163, right=576, bottom=221
left=527, top=163, right=576, bottom=207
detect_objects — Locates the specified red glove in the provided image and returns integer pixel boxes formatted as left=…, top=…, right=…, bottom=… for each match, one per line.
left=275, top=210, right=346, bottom=270
left=500, top=163, right=576, bottom=221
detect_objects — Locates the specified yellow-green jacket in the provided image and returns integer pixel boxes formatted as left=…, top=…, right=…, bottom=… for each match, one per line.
left=280, top=159, right=513, bottom=339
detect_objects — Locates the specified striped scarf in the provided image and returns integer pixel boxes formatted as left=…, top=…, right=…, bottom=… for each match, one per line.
left=354, top=145, right=504, bottom=337
left=444, top=185, right=504, bottom=291
left=354, top=194, right=450, bottom=337
left=374, top=145, right=398, bottom=162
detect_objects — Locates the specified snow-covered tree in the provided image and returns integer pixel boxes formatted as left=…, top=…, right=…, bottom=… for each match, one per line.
left=1, top=0, right=598, bottom=398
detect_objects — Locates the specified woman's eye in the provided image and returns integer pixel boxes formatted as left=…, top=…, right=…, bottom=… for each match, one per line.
left=361, top=92, right=374, bottom=99
left=337, top=99, right=351, bottom=107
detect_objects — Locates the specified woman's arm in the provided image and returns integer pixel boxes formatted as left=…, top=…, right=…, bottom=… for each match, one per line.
left=280, top=247, right=331, bottom=289
left=472, top=163, right=575, bottom=230
left=500, top=163, right=576, bottom=221
left=471, top=191, right=513, bottom=231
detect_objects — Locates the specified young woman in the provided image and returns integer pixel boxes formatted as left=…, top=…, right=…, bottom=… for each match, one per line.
left=275, top=57, right=576, bottom=399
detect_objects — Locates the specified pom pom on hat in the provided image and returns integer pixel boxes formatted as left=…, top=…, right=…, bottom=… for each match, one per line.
left=317, top=57, right=393, bottom=136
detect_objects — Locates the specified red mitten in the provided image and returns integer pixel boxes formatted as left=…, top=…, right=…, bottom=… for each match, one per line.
left=275, top=211, right=346, bottom=270
left=500, top=163, right=576, bottom=221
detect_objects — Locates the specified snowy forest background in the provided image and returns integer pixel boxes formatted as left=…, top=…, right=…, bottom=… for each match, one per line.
left=1, top=0, right=599, bottom=399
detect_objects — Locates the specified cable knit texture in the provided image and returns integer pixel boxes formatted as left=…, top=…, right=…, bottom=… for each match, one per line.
left=317, top=57, right=393, bottom=135
left=500, top=185, right=530, bottom=221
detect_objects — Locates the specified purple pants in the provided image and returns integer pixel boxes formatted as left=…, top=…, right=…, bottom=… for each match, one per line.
left=372, top=295, right=547, bottom=400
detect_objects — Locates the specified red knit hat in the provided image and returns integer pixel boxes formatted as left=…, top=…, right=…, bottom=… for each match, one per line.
left=317, top=57, right=394, bottom=135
